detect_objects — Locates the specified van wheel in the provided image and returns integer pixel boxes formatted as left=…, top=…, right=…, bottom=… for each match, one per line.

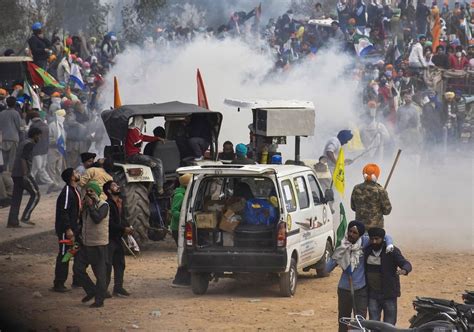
left=191, top=273, right=209, bottom=295
left=279, top=258, right=297, bottom=297
left=316, top=240, right=333, bottom=278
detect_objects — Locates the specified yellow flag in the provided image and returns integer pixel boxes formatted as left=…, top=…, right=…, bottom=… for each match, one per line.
left=333, top=147, right=345, bottom=196
left=346, top=127, right=364, bottom=151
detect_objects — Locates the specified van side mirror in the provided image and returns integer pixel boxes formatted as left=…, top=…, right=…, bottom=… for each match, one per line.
left=324, top=188, right=334, bottom=202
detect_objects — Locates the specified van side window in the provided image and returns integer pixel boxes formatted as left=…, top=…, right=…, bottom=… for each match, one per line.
left=308, top=175, right=323, bottom=205
left=281, top=180, right=297, bottom=212
left=293, top=176, right=309, bottom=209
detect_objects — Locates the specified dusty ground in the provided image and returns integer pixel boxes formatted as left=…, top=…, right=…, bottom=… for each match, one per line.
left=0, top=230, right=472, bottom=332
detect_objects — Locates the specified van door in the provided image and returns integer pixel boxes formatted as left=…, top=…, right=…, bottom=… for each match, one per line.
left=280, top=178, right=299, bottom=259
left=292, top=174, right=318, bottom=267
left=307, top=173, right=331, bottom=259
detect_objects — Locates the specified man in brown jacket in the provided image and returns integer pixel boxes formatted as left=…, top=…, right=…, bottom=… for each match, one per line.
left=73, top=181, right=109, bottom=308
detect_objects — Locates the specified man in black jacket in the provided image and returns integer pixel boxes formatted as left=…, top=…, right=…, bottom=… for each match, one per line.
left=103, top=180, right=133, bottom=297
left=52, top=168, right=82, bottom=292
left=27, top=22, right=52, bottom=69
left=364, top=227, right=412, bottom=325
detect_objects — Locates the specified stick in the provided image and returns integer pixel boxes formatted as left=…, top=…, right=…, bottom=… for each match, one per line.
left=121, top=237, right=137, bottom=259
left=384, top=149, right=402, bottom=190
left=349, top=274, right=357, bottom=315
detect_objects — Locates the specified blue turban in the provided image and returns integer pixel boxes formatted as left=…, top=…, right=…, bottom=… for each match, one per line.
left=235, top=143, right=248, bottom=157
left=337, top=130, right=353, bottom=145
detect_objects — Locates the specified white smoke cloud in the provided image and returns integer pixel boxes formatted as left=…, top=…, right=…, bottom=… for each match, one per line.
left=100, top=32, right=473, bottom=253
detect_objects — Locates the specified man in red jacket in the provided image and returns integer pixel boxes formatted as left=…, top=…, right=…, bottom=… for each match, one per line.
left=125, top=116, right=164, bottom=193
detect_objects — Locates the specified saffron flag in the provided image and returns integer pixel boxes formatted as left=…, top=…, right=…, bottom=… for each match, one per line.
left=23, top=80, right=41, bottom=110
left=197, top=69, right=209, bottom=109
left=114, top=76, right=122, bottom=108
left=335, top=203, right=348, bottom=248
left=70, top=63, right=86, bottom=90
left=431, top=7, right=441, bottom=53
left=27, top=62, right=63, bottom=88
left=332, top=147, right=345, bottom=196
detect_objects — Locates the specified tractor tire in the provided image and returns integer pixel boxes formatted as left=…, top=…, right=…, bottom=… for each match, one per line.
left=122, top=182, right=150, bottom=247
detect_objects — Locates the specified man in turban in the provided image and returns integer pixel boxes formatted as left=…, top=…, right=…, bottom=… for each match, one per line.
left=364, top=227, right=412, bottom=325
left=351, top=164, right=392, bottom=230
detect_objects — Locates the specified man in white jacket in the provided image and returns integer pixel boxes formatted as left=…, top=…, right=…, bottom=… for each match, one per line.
left=408, top=35, right=428, bottom=68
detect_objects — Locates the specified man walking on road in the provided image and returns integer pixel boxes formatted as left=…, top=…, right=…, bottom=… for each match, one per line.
left=365, top=227, right=412, bottom=325
left=103, top=180, right=133, bottom=297
left=7, top=127, right=42, bottom=228
left=73, top=181, right=109, bottom=308
left=0, top=96, right=23, bottom=172
left=351, top=164, right=392, bottom=230
left=53, top=168, right=82, bottom=292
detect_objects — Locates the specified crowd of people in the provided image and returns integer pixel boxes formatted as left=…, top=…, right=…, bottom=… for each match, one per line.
left=0, top=0, right=471, bottom=324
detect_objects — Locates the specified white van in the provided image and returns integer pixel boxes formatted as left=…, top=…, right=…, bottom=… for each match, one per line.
left=176, top=164, right=335, bottom=297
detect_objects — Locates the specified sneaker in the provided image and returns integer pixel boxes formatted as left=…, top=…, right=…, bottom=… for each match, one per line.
left=20, top=219, right=35, bottom=226
left=113, top=288, right=130, bottom=297
left=89, top=302, right=104, bottom=308
left=81, top=294, right=95, bottom=303
left=193, top=156, right=204, bottom=162
left=6, top=224, right=21, bottom=228
left=51, top=285, right=71, bottom=293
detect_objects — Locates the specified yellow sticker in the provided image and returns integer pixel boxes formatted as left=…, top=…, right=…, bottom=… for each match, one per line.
left=287, top=214, right=292, bottom=231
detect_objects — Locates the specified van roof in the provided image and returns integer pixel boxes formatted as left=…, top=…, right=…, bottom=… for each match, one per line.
left=177, top=164, right=312, bottom=177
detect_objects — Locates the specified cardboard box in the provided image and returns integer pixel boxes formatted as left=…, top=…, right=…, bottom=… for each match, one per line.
left=195, top=212, right=219, bottom=229
left=219, top=209, right=241, bottom=233
left=226, top=198, right=246, bottom=213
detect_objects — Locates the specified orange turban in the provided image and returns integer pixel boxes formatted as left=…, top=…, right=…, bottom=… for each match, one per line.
left=363, top=163, right=381, bottom=182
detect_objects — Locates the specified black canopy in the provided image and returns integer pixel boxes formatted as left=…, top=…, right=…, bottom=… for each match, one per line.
left=101, top=101, right=223, bottom=143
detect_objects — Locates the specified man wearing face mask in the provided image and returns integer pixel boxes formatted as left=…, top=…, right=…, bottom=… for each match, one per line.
left=364, top=227, right=412, bottom=325
left=421, top=90, right=443, bottom=150
left=47, top=109, right=67, bottom=186
left=28, top=22, right=52, bottom=69
left=360, top=102, right=390, bottom=161
left=125, top=116, right=165, bottom=194
left=449, top=46, right=469, bottom=69
left=397, top=93, right=422, bottom=151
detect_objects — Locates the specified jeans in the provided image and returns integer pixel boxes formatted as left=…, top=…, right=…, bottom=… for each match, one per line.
left=337, top=287, right=368, bottom=332
left=127, top=153, right=164, bottom=191
left=368, top=297, right=398, bottom=325
left=7, top=176, right=40, bottom=225
left=188, top=137, right=209, bottom=158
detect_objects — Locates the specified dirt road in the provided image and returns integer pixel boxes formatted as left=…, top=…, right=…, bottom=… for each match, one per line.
left=0, top=231, right=472, bottom=332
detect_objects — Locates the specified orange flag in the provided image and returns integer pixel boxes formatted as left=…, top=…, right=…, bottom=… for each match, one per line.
left=196, top=69, right=209, bottom=109
left=114, top=76, right=122, bottom=109
left=431, top=7, right=441, bottom=52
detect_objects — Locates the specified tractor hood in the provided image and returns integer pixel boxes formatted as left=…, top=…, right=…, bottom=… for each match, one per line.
left=101, top=101, right=223, bottom=143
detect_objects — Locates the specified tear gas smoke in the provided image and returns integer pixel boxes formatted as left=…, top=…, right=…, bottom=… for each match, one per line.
left=99, top=27, right=472, bottom=254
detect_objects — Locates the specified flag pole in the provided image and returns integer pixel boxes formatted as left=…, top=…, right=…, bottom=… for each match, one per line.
left=384, top=149, right=402, bottom=190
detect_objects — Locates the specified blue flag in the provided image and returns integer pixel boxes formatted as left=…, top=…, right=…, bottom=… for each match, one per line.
left=57, top=135, right=66, bottom=156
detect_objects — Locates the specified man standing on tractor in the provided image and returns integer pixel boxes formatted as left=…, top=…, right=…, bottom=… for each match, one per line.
left=125, top=116, right=165, bottom=194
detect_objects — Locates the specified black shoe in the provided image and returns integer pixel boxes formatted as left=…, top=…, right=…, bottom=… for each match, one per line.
left=113, top=288, right=130, bottom=297
left=51, top=285, right=71, bottom=293
left=71, top=283, right=81, bottom=289
left=105, top=291, right=112, bottom=298
left=81, top=294, right=95, bottom=303
left=89, top=302, right=104, bottom=308
left=6, top=224, right=21, bottom=228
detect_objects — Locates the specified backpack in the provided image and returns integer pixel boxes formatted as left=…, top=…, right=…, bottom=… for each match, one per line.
left=243, top=199, right=278, bottom=226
